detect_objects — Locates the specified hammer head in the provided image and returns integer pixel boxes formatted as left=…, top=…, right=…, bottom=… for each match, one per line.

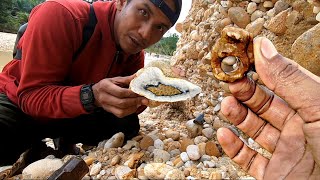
left=48, top=156, right=89, bottom=180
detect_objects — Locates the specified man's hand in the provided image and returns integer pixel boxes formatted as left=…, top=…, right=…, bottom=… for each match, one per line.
left=217, top=37, right=320, bottom=179
left=92, top=74, right=148, bottom=118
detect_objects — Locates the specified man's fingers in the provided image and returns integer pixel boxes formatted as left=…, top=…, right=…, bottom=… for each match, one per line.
left=104, top=104, right=139, bottom=118
left=253, top=37, right=320, bottom=123
left=217, top=128, right=268, bottom=179
left=98, top=79, right=139, bottom=98
left=228, top=78, right=295, bottom=131
left=111, top=75, right=136, bottom=87
left=221, top=96, right=280, bottom=153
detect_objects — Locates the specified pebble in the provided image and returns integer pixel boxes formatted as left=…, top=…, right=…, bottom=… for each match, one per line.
left=153, top=149, right=171, bottom=163
left=154, top=139, right=164, bottom=150
left=140, top=135, right=154, bottom=150
left=165, top=169, right=185, bottom=180
left=185, top=120, right=203, bottom=138
left=194, top=136, right=208, bottom=144
left=115, top=165, right=135, bottom=179
left=144, top=163, right=174, bottom=179
left=180, top=152, right=190, bottom=162
left=186, top=145, right=201, bottom=161
left=274, top=0, right=290, bottom=15
left=228, top=7, right=251, bottom=28
left=247, top=2, right=257, bottom=14
left=317, top=12, right=320, bottom=21
left=103, top=132, right=124, bottom=152
left=202, top=128, right=214, bottom=139
left=263, top=1, right=274, bottom=8
left=22, top=159, right=63, bottom=179
left=205, top=141, right=221, bottom=157
left=90, top=162, right=102, bottom=176
left=165, top=130, right=180, bottom=141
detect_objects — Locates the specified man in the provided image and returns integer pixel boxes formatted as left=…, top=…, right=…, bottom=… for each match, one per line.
left=217, top=37, right=320, bottom=179
left=0, top=0, right=182, bottom=165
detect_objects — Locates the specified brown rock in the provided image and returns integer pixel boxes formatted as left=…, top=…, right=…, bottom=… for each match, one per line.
left=197, top=142, right=206, bottom=157
left=175, top=22, right=183, bottom=33
left=291, top=23, right=320, bottom=76
left=173, top=157, right=183, bottom=167
left=167, top=141, right=181, bottom=151
left=139, top=135, right=154, bottom=150
left=266, top=9, right=289, bottom=35
left=165, top=129, right=180, bottom=141
left=205, top=141, right=221, bottom=157
left=125, top=152, right=145, bottom=169
left=228, top=7, right=250, bottom=28
left=179, top=137, right=194, bottom=152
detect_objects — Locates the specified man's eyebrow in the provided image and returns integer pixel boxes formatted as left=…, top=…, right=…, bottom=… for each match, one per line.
left=143, top=2, right=171, bottom=29
left=143, top=3, right=154, bottom=16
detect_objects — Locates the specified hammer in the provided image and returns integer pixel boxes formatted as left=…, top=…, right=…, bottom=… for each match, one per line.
left=47, top=156, right=89, bottom=180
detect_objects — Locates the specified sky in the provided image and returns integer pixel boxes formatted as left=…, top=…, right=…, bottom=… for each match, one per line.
left=164, top=0, right=192, bottom=36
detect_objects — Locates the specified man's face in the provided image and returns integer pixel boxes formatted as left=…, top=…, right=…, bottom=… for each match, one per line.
left=114, top=0, right=175, bottom=54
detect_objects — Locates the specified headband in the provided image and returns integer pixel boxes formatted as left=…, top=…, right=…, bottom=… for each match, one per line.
left=149, top=0, right=182, bottom=25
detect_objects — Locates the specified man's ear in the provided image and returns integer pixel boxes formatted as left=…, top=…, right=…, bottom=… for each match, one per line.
left=116, top=0, right=127, bottom=10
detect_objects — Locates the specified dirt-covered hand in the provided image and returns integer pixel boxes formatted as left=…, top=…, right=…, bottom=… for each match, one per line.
left=92, top=74, right=148, bottom=118
left=217, top=37, right=320, bottom=179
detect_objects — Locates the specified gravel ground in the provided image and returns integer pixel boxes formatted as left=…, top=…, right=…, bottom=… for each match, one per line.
left=0, top=32, right=16, bottom=52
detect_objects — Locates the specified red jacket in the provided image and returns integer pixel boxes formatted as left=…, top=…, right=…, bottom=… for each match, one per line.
left=0, top=0, right=144, bottom=120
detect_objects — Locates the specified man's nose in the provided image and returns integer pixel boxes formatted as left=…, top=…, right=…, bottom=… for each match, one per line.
left=138, top=23, right=153, bottom=44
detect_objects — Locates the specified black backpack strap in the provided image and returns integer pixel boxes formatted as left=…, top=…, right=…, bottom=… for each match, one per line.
left=14, top=4, right=97, bottom=61
left=73, top=4, right=97, bottom=60
left=13, top=23, right=28, bottom=60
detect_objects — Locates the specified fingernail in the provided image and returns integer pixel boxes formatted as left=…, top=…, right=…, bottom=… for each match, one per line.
left=260, top=38, right=278, bottom=60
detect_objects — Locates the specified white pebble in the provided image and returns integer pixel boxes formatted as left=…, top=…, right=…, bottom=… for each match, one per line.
left=213, top=104, right=221, bottom=112
left=194, top=136, right=208, bottom=144
left=200, top=155, right=212, bottom=162
left=180, top=152, right=190, bottom=162
left=202, top=128, right=214, bottom=139
left=153, top=149, right=171, bottom=163
left=314, top=6, right=320, bottom=14
left=247, top=2, right=257, bottom=14
left=317, top=12, right=320, bottom=22
left=263, top=1, right=274, bottom=8
left=90, top=162, right=102, bottom=176
left=154, top=139, right=164, bottom=150
left=184, top=161, right=195, bottom=168
left=186, top=145, right=201, bottom=161
left=204, top=161, right=216, bottom=168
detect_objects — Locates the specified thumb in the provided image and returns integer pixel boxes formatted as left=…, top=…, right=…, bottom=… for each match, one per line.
left=253, top=37, right=320, bottom=122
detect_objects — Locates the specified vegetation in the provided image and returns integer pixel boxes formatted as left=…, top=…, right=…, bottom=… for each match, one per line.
left=0, top=0, right=45, bottom=33
left=145, top=34, right=179, bottom=56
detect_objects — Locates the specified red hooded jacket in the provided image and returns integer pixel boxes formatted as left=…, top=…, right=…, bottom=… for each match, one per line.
left=0, top=0, right=144, bottom=120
